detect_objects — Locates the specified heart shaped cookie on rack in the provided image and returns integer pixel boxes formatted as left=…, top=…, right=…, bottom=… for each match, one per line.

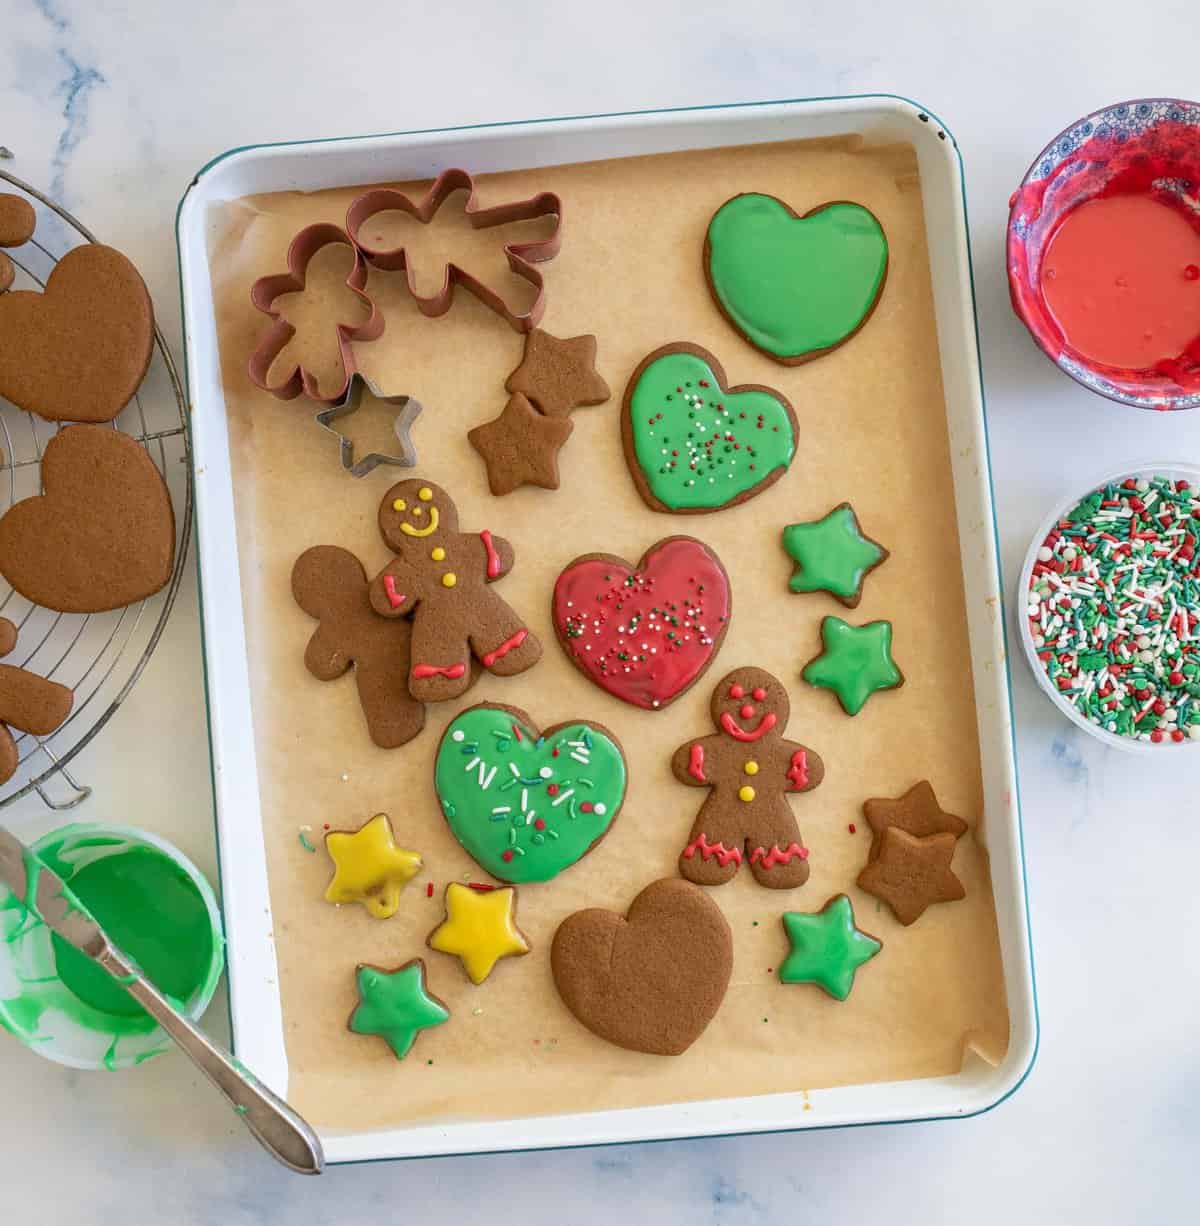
left=0, top=425, right=174, bottom=613
left=0, top=243, right=153, bottom=422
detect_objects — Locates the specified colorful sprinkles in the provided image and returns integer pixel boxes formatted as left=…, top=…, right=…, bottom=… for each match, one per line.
left=1026, top=474, right=1200, bottom=744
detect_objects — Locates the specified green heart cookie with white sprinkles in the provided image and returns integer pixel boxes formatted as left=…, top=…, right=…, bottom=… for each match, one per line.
left=435, top=703, right=627, bottom=883
left=621, top=342, right=798, bottom=514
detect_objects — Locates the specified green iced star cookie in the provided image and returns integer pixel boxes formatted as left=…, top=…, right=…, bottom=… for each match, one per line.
left=779, top=894, right=882, bottom=1000
left=782, top=502, right=887, bottom=607
left=801, top=615, right=904, bottom=715
left=348, top=958, right=449, bottom=1060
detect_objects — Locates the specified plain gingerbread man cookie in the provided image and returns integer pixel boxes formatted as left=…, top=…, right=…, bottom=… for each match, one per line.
left=291, top=545, right=426, bottom=749
left=368, top=480, right=542, bottom=703
left=673, top=666, right=824, bottom=890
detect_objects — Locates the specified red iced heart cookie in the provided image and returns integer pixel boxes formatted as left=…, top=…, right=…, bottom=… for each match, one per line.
left=552, top=535, right=731, bottom=711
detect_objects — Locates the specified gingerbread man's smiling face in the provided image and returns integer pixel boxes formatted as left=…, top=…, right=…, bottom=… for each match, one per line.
left=709, top=667, right=789, bottom=742
left=378, top=479, right=460, bottom=552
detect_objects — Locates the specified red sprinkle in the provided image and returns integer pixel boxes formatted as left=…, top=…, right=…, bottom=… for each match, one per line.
left=426, top=882, right=434, bottom=898
left=534, top=818, right=546, bottom=831
left=546, top=783, right=559, bottom=796
left=580, top=801, right=594, bottom=814
left=848, top=823, right=857, bottom=834
left=501, top=851, right=514, bottom=863
left=468, top=881, right=496, bottom=891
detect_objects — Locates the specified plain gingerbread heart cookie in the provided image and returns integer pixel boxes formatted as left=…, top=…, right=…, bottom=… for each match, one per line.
left=551, top=877, right=733, bottom=1055
left=0, top=243, right=154, bottom=422
left=0, top=425, right=174, bottom=613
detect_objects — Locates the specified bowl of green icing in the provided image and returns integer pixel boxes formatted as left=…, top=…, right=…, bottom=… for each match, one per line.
left=0, top=823, right=224, bottom=1070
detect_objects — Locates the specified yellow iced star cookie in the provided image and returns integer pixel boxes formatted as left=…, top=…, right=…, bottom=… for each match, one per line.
left=427, top=882, right=530, bottom=984
left=324, top=813, right=421, bottom=919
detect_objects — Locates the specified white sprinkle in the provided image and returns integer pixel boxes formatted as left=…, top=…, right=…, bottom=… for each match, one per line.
left=539, top=766, right=553, bottom=779
left=1037, top=546, right=1053, bottom=562
left=452, top=729, right=465, bottom=742
left=593, top=803, right=607, bottom=816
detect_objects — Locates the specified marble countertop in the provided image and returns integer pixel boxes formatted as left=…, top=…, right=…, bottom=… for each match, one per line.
left=2, top=1, right=1197, bottom=1221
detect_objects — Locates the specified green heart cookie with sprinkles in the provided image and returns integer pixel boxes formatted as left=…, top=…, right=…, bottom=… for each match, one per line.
left=622, top=342, right=798, bottom=514
left=435, top=703, right=627, bottom=883
left=705, top=195, right=888, bottom=365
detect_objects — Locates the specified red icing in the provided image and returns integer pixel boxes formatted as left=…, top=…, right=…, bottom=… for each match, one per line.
left=1009, top=116, right=1200, bottom=396
left=413, top=662, right=467, bottom=679
left=1039, top=195, right=1200, bottom=369
left=786, top=749, right=809, bottom=790
left=481, top=628, right=528, bottom=668
left=739, top=703, right=755, bottom=719
left=383, top=574, right=405, bottom=609
left=729, top=683, right=744, bottom=699
left=718, top=711, right=777, bottom=742
left=687, top=743, right=707, bottom=782
left=749, top=842, right=808, bottom=868
left=552, top=538, right=730, bottom=710
left=752, top=687, right=766, bottom=701
left=480, top=528, right=502, bottom=579
left=681, top=832, right=743, bottom=867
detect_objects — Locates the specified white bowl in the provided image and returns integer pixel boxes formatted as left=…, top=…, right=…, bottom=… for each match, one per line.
left=1015, top=461, right=1200, bottom=754
left=0, top=823, right=224, bottom=1070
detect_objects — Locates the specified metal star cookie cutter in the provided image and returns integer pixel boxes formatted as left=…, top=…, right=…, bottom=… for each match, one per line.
left=345, top=168, right=562, bottom=333
left=314, top=372, right=423, bottom=477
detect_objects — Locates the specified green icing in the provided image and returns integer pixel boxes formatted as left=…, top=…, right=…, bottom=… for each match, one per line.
left=435, top=707, right=625, bottom=883
left=707, top=196, right=887, bottom=360
left=627, top=349, right=795, bottom=510
left=349, top=962, right=448, bottom=1061
left=779, top=895, right=881, bottom=1000
left=783, top=504, right=885, bottom=601
left=50, top=846, right=214, bottom=1024
left=0, top=827, right=223, bottom=1070
left=802, top=616, right=903, bottom=715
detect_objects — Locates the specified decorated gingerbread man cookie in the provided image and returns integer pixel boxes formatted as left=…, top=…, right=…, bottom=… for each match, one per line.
left=368, top=480, right=542, bottom=702
left=672, top=667, right=824, bottom=889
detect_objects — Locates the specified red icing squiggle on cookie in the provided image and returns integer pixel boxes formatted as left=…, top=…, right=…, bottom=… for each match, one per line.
left=481, top=628, right=528, bottom=668
left=687, top=743, right=706, bottom=782
left=718, top=711, right=777, bottom=742
left=682, top=832, right=743, bottom=867
left=480, top=529, right=502, bottom=579
left=383, top=574, right=406, bottom=609
left=749, top=842, right=808, bottom=868
left=786, top=749, right=809, bottom=790
left=553, top=538, right=730, bottom=710
left=413, top=662, right=467, bottom=680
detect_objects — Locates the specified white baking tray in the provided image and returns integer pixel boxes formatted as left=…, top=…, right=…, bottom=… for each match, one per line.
left=177, top=95, right=1037, bottom=1164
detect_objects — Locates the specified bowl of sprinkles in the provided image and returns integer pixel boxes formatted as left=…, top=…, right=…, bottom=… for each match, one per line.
left=1018, top=464, right=1200, bottom=749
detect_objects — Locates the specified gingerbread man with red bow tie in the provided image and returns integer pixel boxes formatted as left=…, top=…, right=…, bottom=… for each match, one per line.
left=368, top=479, right=541, bottom=703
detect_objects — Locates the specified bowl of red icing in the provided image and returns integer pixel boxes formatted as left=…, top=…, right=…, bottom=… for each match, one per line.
left=1008, top=98, right=1200, bottom=410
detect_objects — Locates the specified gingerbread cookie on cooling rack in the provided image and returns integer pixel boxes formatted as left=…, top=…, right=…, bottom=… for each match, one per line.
left=673, top=666, right=824, bottom=890
left=368, top=481, right=541, bottom=703
left=0, top=618, right=74, bottom=784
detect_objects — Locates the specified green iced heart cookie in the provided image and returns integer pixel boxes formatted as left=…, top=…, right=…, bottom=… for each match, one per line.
left=622, top=343, right=797, bottom=513
left=705, top=195, right=888, bottom=364
left=435, top=704, right=626, bottom=883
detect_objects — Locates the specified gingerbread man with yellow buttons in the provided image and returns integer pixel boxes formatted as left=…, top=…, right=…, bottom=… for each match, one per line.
left=672, top=667, right=824, bottom=889
left=369, top=480, right=542, bottom=702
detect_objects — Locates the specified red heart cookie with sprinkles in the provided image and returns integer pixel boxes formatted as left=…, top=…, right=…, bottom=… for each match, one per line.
left=552, top=536, right=731, bottom=711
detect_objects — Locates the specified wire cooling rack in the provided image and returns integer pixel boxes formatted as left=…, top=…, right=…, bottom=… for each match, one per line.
left=0, top=162, right=193, bottom=810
